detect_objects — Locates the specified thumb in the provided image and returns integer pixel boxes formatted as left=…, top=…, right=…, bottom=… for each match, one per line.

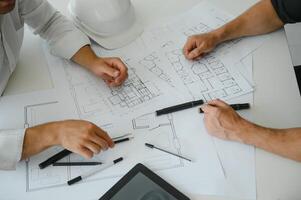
left=187, top=43, right=207, bottom=60
left=101, top=63, right=120, bottom=78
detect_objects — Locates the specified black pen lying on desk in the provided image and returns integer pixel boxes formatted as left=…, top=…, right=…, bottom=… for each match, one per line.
left=145, top=143, right=192, bottom=162
left=156, top=99, right=204, bottom=116
left=53, top=162, right=103, bottom=166
left=39, top=134, right=133, bottom=169
left=39, top=149, right=72, bottom=169
left=199, top=103, right=250, bottom=113
left=52, top=137, right=133, bottom=167
left=67, top=157, right=123, bottom=186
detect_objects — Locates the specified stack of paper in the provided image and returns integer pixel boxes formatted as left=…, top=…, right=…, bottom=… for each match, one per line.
left=0, top=1, right=267, bottom=199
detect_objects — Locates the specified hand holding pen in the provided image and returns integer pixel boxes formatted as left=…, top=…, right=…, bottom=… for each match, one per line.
left=200, top=99, right=250, bottom=141
left=40, top=133, right=133, bottom=169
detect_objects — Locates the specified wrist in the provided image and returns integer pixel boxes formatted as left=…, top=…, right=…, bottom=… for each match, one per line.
left=89, top=57, right=105, bottom=71
left=47, top=122, right=63, bottom=146
left=212, top=27, right=227, bottom=44
left=22, top=124, right=60, bottom=159
left=226, top=118, right=253, bottom=143
left=72, top=45, right=99, bottom=71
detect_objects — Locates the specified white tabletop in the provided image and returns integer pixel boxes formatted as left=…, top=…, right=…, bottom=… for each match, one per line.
left=3, top=0, right=301, bottom=199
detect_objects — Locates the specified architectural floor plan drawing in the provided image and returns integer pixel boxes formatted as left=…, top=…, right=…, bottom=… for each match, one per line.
left=59, top=57, right=165, bottom=121
left=139, top=52, right=175, bottom=87
left=24, top=101, right=68, bottom=191
left=107, top=69, right=160, bottom=109
left=0, top=2, right=262, bottom=199
left=132, top=112, right=183, bottom=170
left=181, top=22, right=212, bottom=38
left=179, top=22, right=243, bottom=57
left=24, top=100, right=184, bottom=191
left=165, top=49, right=253, bottom=101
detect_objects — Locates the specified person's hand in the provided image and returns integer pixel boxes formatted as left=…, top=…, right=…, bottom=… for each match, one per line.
left=22, top=120, right=115, bottom=160
left=200, top=99, right=248, bottom=142
left=90, top=57, right=128, bottom=87
left=183, top=32, right=221, bottom=60
left=71, top=45, right=128, bottom=86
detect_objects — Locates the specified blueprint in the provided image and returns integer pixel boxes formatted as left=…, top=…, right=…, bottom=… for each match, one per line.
left=164, top=48, right=253, bottom=101
left=0, top=1, right=260, bottom=199
left=45, top=47, right=186, bottom=124
left=140, top=0, right=267, bottom=64
left=24, top=102, right=185, bottom=191
left=107, top=1, right=264, bottom=102
left=127, top=42, right=254, bottom=102
left=0, top=90, right=225, bottom=200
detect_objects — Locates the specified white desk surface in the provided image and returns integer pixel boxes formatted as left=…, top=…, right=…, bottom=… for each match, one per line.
left=3, top=0, right=301, bottom=199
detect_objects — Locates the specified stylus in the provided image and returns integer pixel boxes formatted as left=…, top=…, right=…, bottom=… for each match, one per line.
left=145, top=143, right=192, bottom=162
left=67, top=157, right=123, bottom=186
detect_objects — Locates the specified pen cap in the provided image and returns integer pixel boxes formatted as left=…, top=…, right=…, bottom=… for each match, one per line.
left=114, top=157, right=123, bottom=164
left=231, top=103, right=250, bottom=110
left=238, top=103, right=250, bottom=109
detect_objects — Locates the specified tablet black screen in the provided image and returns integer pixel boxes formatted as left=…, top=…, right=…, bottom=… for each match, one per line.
left=110, top=172, right=178, bottom=200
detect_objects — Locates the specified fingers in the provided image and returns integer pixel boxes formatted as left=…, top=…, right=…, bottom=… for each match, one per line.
left=79, top=123, right=114, bottom=156
left=101, top=73, right=114, bottom=82
left=57, top=120, right=116, bottom=160
left=104, top=58, right=128, bottom=86
left=201, top=104, right=218, bottom=114
left=94, top=127, right=114, bottom=148
left=77, top=129, right=113, bottom=158
left=207, top=99, right=229, bottom=108
left=201, top=99, right=229, bottom=114
left=90, top=135, right=110, bottom=150
left=186, top=42, right=206, bottom=60
left=183, top=37, right=197, bottom=58
left=100, top=63, right=120, bottom=78
left=78, top=146, right=94, bottom=159
left=84, top=141, right=102, bottom=154
left=184, top=35, right=207, bottom=60
left=86, top=122, right=114, bottom=148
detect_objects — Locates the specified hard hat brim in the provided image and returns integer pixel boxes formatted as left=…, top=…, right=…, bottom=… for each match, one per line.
left=71, top=11, right=144, bottom=50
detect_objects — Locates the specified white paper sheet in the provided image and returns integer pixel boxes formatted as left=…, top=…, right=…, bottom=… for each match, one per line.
left=0, top=1, right=260, bottom=199
left=0, top=89, right=225, bottom=200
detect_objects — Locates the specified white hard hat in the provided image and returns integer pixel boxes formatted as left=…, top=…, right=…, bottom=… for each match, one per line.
left=68, top=0, right=143, bottom=49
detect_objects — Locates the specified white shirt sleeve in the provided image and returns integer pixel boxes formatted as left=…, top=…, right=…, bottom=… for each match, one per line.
left=19, top=0, right=91, bottom=59
left=0, top=129, right=25, bottom=170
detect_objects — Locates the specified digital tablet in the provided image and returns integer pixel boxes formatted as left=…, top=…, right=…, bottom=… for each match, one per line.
left=99, top=163, right=190, bottom=200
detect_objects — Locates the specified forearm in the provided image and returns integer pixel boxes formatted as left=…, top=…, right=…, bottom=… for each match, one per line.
left=213, top=0, right=284, bottom=43
left=21, top=123, right=59, bottom=160
left=237, top=121, right=301, bottom=162
left=71, top=45, right=98, bottom=71
left=22, top=0, right=90, bottom=60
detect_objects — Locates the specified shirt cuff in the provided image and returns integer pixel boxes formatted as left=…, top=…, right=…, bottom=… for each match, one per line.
left=50, top=28, right=91, bottom=60
left=0, top=129, right=26, bottom=170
